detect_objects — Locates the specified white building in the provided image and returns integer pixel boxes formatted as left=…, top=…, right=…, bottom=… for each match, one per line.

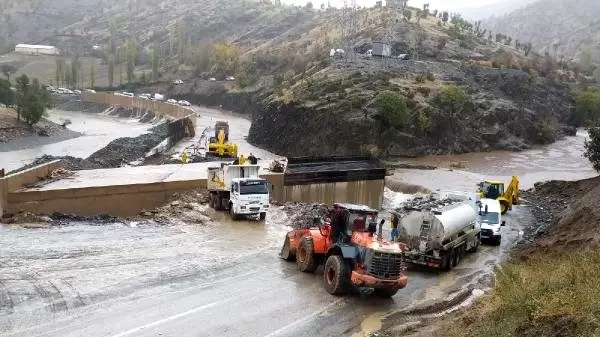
left=14, top=44, right=60, bottom=56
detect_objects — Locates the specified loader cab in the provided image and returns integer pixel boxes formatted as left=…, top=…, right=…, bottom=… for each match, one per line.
left=331, top=203, right=379, bottom=236
left=478, top=180, right=504, bottom=200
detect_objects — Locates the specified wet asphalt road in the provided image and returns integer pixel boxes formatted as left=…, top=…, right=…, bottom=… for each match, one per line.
left=0, top=199, right=529, bottom=337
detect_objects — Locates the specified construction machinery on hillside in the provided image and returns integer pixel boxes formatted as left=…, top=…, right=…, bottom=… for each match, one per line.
left=207, top=121, right=238, bottom=157
left=280, top=203, right=408, bottom=297
left=476, top=176, right=520, bottom=214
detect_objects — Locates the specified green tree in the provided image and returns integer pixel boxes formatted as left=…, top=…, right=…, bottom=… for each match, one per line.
left=213, top=42, right=239, bottom=74
left=22, top=88, right=45, bottom=126
left=1, top=64, right=17, bottom=81
left=109, top=18, right=118, bottom=54
left=0, top=78, right=14, bottom=106
left=593, top=68, right=600, bottom=83
left=70, top=56, right=80, bottom=88
left=151, top=47, right=159, bottom=82
left=584, top=127, right=600, bottom=172
left=572, top=88, right=600, bottom=126
left=580, top=47, right=593, bottom=74
left=55, top=59, right=65, bottom=86
left=89, top=62, right=96, bottom=88
left=374, top=90, right=409, bottom=129
left=439, top=84, right=468, bottom=114
left=306, top=1, right=313, bottom=8
left=108, top=54, right=115, bottom=88
left=126, top=39, right=136, bottom=83
left=15, top=74, right=30, bottom=121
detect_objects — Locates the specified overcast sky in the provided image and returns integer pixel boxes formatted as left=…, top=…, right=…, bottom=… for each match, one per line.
left=283, top=0, right=504, bottom=11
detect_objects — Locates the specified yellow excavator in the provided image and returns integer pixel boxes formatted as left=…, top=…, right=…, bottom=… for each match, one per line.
left=207, top=121, right=238, bottom=157
left=476, top=176, right=520, bottom=214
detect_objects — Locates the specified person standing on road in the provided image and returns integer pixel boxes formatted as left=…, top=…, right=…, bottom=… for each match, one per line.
left=390, top=213, right=399, bottom=242
left=248, top=153, right=258, bottom=165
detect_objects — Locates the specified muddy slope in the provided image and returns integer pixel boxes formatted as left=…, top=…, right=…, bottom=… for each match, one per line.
left=520, top=176, right=600, bottom=256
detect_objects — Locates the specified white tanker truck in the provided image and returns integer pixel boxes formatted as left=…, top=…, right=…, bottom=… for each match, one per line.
left=394, top=200, right=480, bottom=270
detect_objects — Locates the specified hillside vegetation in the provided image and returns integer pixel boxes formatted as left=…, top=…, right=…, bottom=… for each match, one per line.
left=0, top=0, right=593, bottom=157
left=484, top=0, right=600, bottom=64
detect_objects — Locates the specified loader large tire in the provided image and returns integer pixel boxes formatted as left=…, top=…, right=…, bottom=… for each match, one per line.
left=297, top=238, right=317, bottom=273
left=280, top=236, right=296, bottom=261
left=323, top=255, right=351, bottom=295
left=374, top=287, right=399, bottom=298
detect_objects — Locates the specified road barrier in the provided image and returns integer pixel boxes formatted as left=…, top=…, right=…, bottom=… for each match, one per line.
left=82, top=92, right=194, bottom=120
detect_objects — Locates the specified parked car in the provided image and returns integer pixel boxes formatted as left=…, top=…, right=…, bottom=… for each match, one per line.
left=178, top=100, right=191, bottom=106
left=139, top=93, right=152, bottom=100
left=84, top=89, right=96, bottom=93
left=122, top=92, right=134, bottom=97
left=225, top=76, right=235, bottom=81
left=209, top=77, right=217, bottom=81
left=152, top=93, right=165, bottom=101
left=173, top=79, right=184, bottom=84
left=74, top=89, right=82, bottom=95
left=166, top=99, right=178, bottom=104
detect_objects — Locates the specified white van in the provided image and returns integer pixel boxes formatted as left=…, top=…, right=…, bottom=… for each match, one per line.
left=477, top=198, right=505, bottom=246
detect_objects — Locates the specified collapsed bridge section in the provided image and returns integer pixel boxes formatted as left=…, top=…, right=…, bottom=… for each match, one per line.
left=279, top=156, right=386, bottom=209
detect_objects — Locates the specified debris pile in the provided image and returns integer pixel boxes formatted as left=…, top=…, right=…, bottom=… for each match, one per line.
left=393, top=194, right=465, bottom=215
left=282, top=203, right=329, bottom=229
left=138, top=190, right=212, bottom=224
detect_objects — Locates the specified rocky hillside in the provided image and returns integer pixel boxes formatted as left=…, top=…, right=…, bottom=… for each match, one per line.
left=484, top=0, right=600, bottom=63
left=164, top=5, right=579, bottom=157
left=2, top=0, right=584, bottom=158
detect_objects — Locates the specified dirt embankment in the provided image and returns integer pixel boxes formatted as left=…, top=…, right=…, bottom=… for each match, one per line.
left=519, top=176, right=600, bottom=256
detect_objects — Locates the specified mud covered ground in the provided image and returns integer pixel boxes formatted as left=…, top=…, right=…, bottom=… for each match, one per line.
left=518, top=176, right=600, bottom=256
left=0, top=189, right=532, bottom=337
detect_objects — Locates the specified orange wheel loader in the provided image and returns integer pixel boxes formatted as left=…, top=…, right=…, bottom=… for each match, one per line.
left=280, top=203, right=408, bottom=297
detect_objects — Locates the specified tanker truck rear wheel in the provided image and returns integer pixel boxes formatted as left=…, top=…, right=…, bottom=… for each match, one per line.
left=323, top=255, right=350, bottom=295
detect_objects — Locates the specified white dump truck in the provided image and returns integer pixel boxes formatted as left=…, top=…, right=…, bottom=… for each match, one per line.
left=207, top=164, right=270, bottom=221
left=396, top=200, right=480, bottom=270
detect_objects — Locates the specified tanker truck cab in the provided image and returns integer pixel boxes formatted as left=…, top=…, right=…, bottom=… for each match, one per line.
left=477, top=198, right=505, bottom=246
left=229, top=178, right=270, bottom=219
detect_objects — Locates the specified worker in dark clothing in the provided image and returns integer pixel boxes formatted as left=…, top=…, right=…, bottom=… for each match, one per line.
left=248, top=153, right=258, bottom=165
left=330, top=206, right=348, bottom=243
left=390, top=213, right=399, bottom=242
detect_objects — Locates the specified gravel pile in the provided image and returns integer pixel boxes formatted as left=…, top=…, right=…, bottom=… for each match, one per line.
left=281, top=203, right=329, bottom=229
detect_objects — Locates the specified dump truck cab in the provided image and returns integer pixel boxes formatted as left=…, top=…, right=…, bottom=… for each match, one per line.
left=207, top=164, right=269, bottom=220
left=281, top=203, right=408, bottom=297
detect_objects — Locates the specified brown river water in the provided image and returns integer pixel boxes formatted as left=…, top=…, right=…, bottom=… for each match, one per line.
left=390, top=130, right=596, bottom=193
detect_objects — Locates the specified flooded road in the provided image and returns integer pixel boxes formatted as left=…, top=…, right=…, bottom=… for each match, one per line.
left=392, top=130, right=596, bottom=192
left=0, top=193, right=529, bottom=337
left=0, top=107, right=593, bottom=336
left=0, top=110, right=151, bottom=172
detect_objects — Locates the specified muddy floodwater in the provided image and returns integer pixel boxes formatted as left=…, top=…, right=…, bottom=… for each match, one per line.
left=392, top=130, right=596, bottom=192
left=0, top=109, right=151, bottom=172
